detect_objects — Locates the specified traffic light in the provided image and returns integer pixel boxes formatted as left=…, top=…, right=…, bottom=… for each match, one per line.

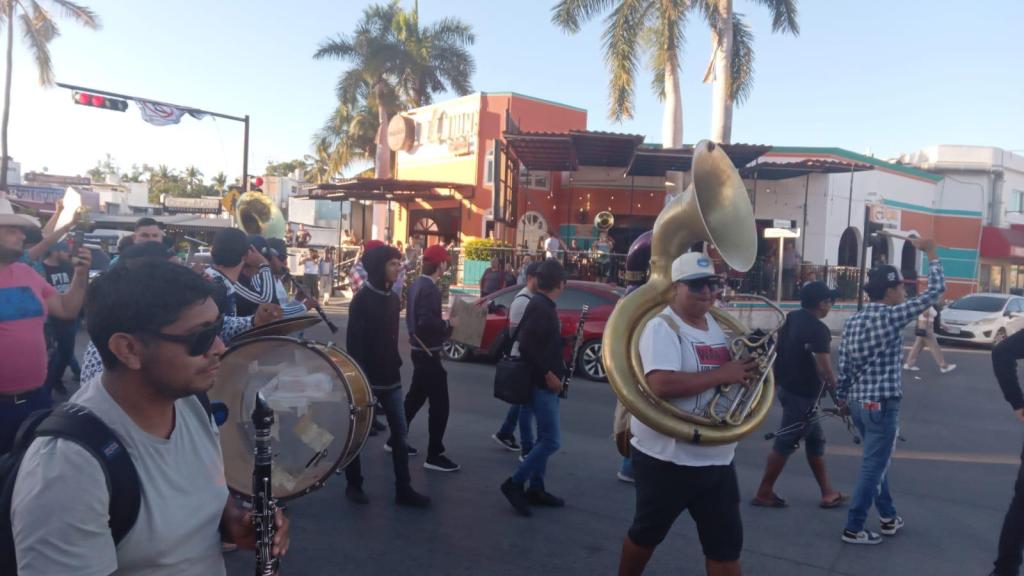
left=72, top=91, right=128, bottom=112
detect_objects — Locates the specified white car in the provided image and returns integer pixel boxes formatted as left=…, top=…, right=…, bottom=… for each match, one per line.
left=936, top=293, right=1024, bottom=347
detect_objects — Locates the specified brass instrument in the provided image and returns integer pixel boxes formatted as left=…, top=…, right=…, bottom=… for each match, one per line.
left=602, top=140, right=773, bottom=445
left=594, top=211, right=614, bottom=231
left=236, top=192, right=286, bottom=239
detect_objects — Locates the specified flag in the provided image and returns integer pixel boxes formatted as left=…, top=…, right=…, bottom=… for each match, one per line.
left=136, top=100, right=188, bottom=126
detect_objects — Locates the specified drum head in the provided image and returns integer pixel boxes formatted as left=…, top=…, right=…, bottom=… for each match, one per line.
left=234, top=315, right=321, bottom=341
left=212, top=336, right=356, bottom=500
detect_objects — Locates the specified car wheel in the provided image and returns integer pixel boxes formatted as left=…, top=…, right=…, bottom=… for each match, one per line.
left=443, top=340, right=469, bottom=361
left=577, top=340, right=607, bottom=382
left=993, top=329, right=1008, bottom=347
left=937, top=338, right=951, bottom=346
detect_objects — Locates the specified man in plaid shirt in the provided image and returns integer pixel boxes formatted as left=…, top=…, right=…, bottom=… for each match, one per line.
left=837, top=237, right=942, bottom=545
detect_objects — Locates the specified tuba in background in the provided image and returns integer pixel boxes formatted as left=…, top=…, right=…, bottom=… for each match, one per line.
left=594, top=211, right=615, bottom=232
left=602, top=140, right=776, bottom=445
left=235, top=191, right=286, bottom=239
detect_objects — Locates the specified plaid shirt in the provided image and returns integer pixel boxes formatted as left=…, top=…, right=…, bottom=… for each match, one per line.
left=837, top=259, right=945, bottom=402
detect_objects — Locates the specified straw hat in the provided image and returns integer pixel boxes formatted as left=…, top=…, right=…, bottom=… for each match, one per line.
left=0, top=195, right=40, bottom=229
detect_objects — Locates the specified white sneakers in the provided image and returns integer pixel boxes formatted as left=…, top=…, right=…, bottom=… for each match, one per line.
left=940, top=364, right=957, bottom=374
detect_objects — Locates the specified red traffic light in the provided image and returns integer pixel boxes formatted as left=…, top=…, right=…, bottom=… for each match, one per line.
left=72, top=91, right=128, bottom=112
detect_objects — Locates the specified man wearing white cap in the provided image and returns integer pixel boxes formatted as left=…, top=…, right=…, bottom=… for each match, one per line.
left=0, top=200, right=91, bottom=453
left=618, top=251, right=758, bottom=576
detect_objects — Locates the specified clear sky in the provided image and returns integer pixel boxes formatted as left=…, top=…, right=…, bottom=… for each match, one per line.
left=4, top=0, right=1021, bottom=181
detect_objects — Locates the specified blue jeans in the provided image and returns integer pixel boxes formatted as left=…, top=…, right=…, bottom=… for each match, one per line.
left=345, top=386, right=411, bottom=490
left=619, top=456, right=634, bottom=479
left=511, top=386, right=559, bottom=490
left=498, top=404, right=535, bottom=453
left=45, top=319, right=81, bottom=391
left=845, top=398, right=900, bottom=532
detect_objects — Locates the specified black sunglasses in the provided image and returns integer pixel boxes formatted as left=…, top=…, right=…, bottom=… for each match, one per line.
left=680, top=277, right=723, bottom=292
left=144, top=316, right=224, bottom=356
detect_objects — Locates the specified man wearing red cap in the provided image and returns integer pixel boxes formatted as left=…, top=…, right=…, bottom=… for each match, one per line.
left=404, top=244, right=460, bottom=472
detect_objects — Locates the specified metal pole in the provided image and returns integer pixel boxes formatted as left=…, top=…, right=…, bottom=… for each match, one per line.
left=801, top=172, right=810, bottom=258
left=776, top=236, right=784, bottom=303
left=857, top=204, right=870, bottom=310
left=846, top=164, right=856, bottom=228
left=242, top=115, right=250, bottom=191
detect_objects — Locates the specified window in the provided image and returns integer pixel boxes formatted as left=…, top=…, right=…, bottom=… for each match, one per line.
left=982, top=264, right=1005, bottom=293
left=555, top=288, right=615, bottom=310
left=1008, top=299, right=1023, bottom=313
left=518, top=164, right=549, bottom=190
left=489, top=289, right=519, bottom=310
left=485, top=144, right=495, bottom=185
left=1012, top=190, right=1024, bottom=214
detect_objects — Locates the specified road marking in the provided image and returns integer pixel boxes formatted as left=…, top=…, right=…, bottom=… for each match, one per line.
left=829, top=444, right=1018, bottom=465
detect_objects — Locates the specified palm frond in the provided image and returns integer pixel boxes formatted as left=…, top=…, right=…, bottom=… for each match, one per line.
left=314, top=35, right=356, bottom=61
left=551, top=0, right=615, bottom=34
left=600, top=0, right=653, bottom=121
left=647, top=0, right=686, bottom=102
left=750, top=0, right=799, bottom=35
left=19, top=11, right=55, bottom=85
left=729, top=12, right=755, bottom=105
left=47, top=0, right=99, bottom=28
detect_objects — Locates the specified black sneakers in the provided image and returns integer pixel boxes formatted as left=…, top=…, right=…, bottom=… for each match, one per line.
left=841, top=529, right=882, bottom=545
left=492, top=433, right=521, bottom=451
left=396, top=487, right=431, bottom=508
left=424, top=454, right=460, bottom=472
left=880, top=516, right=904, bottom=536
left=384, top=442, right=419, bottom=456
left=526, top=489, right=565, bottom=508
left=501, top=478, right=532, bottom=517
left=345, top=486, right=369, bottom=505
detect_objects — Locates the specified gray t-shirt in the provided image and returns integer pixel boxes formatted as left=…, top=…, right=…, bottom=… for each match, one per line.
left=12, top=379, right=229, bottom=576
left=509, top=287, right=534, bottom=356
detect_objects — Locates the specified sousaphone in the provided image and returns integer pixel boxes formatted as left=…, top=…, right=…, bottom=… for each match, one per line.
left=602, top=140, right=775, bottom=445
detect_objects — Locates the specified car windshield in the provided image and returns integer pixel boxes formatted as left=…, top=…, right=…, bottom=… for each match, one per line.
left=948, top=296, right=1006, bottom=313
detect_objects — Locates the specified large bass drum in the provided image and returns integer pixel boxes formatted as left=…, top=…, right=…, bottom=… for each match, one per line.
left=210, top=336, right=374, bottom=501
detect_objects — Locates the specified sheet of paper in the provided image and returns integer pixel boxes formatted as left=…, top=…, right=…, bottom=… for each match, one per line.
left=448, top=297, right=487, bottom=348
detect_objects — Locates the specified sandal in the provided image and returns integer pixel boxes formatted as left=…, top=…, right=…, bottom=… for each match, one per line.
left=751, top=494, right=788, bottom=508
left=820, top=493, right=848, bottom=509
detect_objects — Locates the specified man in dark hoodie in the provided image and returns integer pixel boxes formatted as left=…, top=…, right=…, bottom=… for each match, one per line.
left=343, top=244, right=430, bottom=508
left=404, top=244, right=459, bottom=472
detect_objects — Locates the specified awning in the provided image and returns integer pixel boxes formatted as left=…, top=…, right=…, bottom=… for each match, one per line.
left=306, top=178, right=475, bottom=203
left=625, top=143, right=773, bottom=176
left=739, top=159, right=873, bottom=180
left=981, top=226, right=1024, bottom=260
left=504, top=130, right=645, bottom=172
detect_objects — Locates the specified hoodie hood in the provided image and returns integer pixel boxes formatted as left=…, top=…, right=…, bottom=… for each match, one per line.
left=362, top=245, right=402, bottom=291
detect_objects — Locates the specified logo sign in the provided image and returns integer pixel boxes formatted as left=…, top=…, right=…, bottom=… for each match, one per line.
left=869, top=204, right=901, bottom=230
left=697, top=256, right=711, bottom=268
left=772, top=219, right=796, bottom=229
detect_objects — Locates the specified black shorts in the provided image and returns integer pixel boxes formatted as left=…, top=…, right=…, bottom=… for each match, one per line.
left=627, top=448, right=743, bottom=562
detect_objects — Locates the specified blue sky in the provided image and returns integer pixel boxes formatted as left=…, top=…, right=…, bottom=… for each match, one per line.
left=6, top=0, right=1021, bottom=181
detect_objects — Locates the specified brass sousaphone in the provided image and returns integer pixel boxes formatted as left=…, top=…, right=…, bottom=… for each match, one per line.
left=602, top=140, right=774, bottom=445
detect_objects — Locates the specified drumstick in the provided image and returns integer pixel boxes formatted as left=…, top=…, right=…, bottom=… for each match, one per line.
left=283, top=271, right=339, bottom=334
left=876, top=229, right=919, bottom=241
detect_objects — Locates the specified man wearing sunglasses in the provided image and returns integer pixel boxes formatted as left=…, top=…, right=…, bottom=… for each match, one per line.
left=618, top=252, right=758, bottom=576
left=11, top=260, right=290, bottom=574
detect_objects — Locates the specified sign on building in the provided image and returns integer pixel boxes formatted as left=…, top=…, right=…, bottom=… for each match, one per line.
left=868, top=203, right=901, bottom=230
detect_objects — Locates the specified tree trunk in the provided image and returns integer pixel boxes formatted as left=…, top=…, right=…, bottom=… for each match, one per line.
left=710, top=0, right=734, bottom=144
left=1, top=4, right=15, bottom=194
left=374, top=83, right=391, bottom=179
left=662, top=57, right=684, bottom=206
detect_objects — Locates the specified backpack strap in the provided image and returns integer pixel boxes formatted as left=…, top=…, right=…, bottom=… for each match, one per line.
left=656, top=313, right=684, bottom=343
left=32, top=404, right=141, bottom=544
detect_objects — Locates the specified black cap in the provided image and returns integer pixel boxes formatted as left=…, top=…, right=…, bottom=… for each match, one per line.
left=248, top=235, right=273, bottom=258
left=864, top=265, right=903, bottom=292
left=266, top=238, right=287, bottom=259
left=800, top=281, right=840, bottom=307
left=524, top=261, right=541, bottom=278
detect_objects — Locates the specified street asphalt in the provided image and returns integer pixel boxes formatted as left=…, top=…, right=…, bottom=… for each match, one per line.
left=73, top=304, right=1023, bottom=575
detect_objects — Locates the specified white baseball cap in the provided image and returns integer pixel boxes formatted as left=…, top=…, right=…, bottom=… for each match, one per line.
left=671, top=252, right=717, bottom=282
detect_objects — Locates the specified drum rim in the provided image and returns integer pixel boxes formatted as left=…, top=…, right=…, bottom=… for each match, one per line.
left=216, top=335, right=353, bottom=501
left=309, top=342, right=376, bottom=476
left=232, top=314, right=322, bottom=342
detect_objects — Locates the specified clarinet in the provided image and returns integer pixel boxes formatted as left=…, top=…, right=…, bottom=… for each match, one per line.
left=282, top=271, right=339, bottom=333
left=252, top=392, right=279, bottom=576
left=561, top=305, right=590, bottom=398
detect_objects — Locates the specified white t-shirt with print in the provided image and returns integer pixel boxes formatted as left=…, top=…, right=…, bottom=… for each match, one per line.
left=631, top=306, right=737, bottom=466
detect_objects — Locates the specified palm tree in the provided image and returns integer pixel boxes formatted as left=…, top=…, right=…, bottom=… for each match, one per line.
left=211, top=171, right=227, bottom=193
left=0, top=0, right=100, bottom=191
left=314, top=1, right=475, bottom=178
left=314, top=99, right=381, bottom=179
left=183, top=165, right=203, bottom=193
left=304, top=139, right=335, bottom=185
left=552, top=0, right=689, bottom=196
left=696, top=0, right=798, bottom=143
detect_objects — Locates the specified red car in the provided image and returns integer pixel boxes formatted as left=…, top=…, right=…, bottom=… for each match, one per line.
left=442, top=281, right=623, bottom=382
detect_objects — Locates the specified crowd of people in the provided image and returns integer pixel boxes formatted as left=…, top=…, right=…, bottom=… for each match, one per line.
left=4, top=194, right=1024, bottom=576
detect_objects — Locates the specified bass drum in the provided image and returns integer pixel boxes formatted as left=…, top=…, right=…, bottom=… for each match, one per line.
left=211, top=336, right=374, bottom=501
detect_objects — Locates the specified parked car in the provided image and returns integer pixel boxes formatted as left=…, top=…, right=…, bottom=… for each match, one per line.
left=442, top=281, right=623, bottom=381
left=936, top=293, right=1024, bottom=347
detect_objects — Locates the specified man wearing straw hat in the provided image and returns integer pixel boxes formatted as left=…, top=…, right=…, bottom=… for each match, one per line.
left=0, top=198, right=91, bottom=454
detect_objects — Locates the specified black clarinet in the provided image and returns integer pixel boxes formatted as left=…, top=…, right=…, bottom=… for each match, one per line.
left=282, top=271, right=338, bottom=333
left=252, top=392, right=279, bottom=576
left=561, top=305, right=590, bottom=399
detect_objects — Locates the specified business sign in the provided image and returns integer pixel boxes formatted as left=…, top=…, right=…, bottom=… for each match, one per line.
left=869, top=203, right=901, bottom=230
left=772, top=219, right=796, bottom=229
left=396, top=96, right=479, bottom=166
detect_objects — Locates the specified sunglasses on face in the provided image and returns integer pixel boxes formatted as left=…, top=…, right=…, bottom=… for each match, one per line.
left=145, top=316, right=224, bottom=356
left=680, top=277, right=723, bottom=293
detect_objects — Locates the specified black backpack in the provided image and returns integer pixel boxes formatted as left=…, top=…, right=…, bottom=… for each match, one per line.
left=0, top=403, right=141, bottom=572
